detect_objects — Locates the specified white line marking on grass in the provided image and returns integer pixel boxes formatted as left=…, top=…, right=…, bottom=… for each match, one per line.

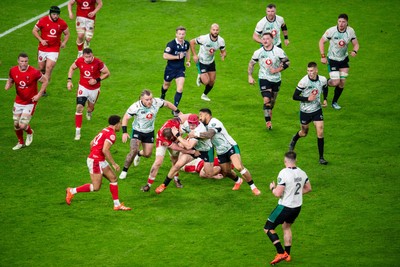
left=160, top=0, right=187, bottom=2
left=0, top=1, right=69, bottom=39
left=0, top=78, right=9, bottom=81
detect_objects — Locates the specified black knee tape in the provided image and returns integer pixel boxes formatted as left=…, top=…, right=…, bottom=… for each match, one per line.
left=77, top=96, right=87, bottom=106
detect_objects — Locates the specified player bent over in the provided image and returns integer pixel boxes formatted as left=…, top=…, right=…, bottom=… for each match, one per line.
left=65, top=115, right=131, bottom=211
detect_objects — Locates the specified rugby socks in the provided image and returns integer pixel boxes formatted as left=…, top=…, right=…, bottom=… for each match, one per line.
left=122, top=167, right=129, bottom=172
left=75, top=113, right=83, bottom=128
left=263, top=104, right=271, bottom=122
left=163, top=176, right=173, bottom=187
left=247, top=180, right=257, bottom=190
left=75, top=183, right=93, bottom=193
left=15, top=129, right=24, bottom=144
left=332, top=86, right=344, bottom=103
left=317, top=137, right=324, bottom=159
left=77, top=41, right=84, bottom=52
left=109, top=182, right=119, bottom=200
left=147, top=176, right=155, bottom=187
left=161, top=86, right=167, bottom=99
left=25, top=125, right=33, bottom=134
left=203, top=84, right=213, bottom=95
left=285, top=246, right=291, bottom=255
left=292, top=132, right=300, bottom=144
left=174, top=92, right=183, bottom=107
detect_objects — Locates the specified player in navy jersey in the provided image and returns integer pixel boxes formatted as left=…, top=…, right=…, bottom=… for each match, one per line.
left=160, top=26, right=191, bottom=108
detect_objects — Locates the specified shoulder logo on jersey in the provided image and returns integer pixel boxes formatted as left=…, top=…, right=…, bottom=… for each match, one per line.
left=278, top=177, right=282, bottom=183
left=110, top=134, right=115, bottom=141
left=165, top=47, right=171, bottom=52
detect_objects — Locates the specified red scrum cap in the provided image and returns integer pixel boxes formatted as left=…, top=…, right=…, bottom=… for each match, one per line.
left=188, top=114, right=199, bottom=126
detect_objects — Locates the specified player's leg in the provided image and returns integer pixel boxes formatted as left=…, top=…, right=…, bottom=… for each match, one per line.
left=75, top=17, right=86, bottom=56
left=44, top=58, right=57, bottom=82
left=156, top=153, right=192, bottom=194
left=230, top=152, right=260, bottom=195
left=133, top=135, right=154, bottom=168
left=75, top=94, right=87, bottom=140
left=174, top=76, right=185, bottom=107
left=120, top=137, right=141, bottom=178
left=161, top=70, right=172, bottom=99
left=314, top=119, right=328, bottom=164
left=86, top=89, right=99, bottom=120
left=12, top=109, right=24, bottom=149
left=143, top=146, right=167, bottom=191
left=282, top=222, right=293, bottom=262
left=102, top=163, right=131, bottom=210
left=289, top=111, right=310, bottom=151
left=331, top=67, right=349, bottom=109
left=19, top=112, right=34, bottom=147
left=260, top=81, right=273, bottom=129
left=264, top=209, right=289, bottom=264
left=84, top=19, right=94, bottom=48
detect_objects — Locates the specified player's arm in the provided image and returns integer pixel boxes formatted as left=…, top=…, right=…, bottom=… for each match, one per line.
left=4, top=78, right=14, bottom=90
left=93, top=0, right=103, bottom=14
left=32, top=26, right=47, bottom=46
left=163, top=52, right=181, bottom=61
left=197, top=128, right=216, bottom=139
left=248, top=59, right=257, bottom=85
left=121, top=113, right=131, bottom=143
left=163, top=100, right=181, bottom=115
left=293, top=87, right=309, bottom=102
left=34, top=75, right=48, bottom=100
left=175, top=135, right=198, bottom=150
left=61, top=28, right=70, bottom=48
left=220, top=47, right=227, bottom=61
left=281, top=23, right=289, bottom=46
left=99, top=65, right=110, bottom=81
left=350, top=38, right=359, bottom=57
left=252, top=31, right=262, bottom=43
left=303, top=179, right=312, bottom=194
left=319, top=37, right=328, bottom=64
left=269, top=181, right=285, bottom=197
left=67, top=0, right=76, bottom=20
left=102, top=140, right=119, bottom=171
left=67, top=62, right=78, bottom=90
left=189, top=38, right=198, bottom=62
left=168, top=141, right=195, bottom=154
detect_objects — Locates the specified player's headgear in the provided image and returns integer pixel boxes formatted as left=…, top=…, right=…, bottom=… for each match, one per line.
left=49, top=6, right=61, bottom=14
left=188, top=114, right=200, bottom=126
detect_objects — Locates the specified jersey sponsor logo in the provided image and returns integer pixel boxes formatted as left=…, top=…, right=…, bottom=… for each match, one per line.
left=209, top=48, right=215, bottom=55
left=18, top=81, right=27, bottom=88
left=338, top=39, right=345, bottom=47
left=146, top=113, right=154, bottom=120
left=312, top=89, right=318, bottom=95
left=83, top=1, right=90, bottom=7
left=84, top=70, right=91, bottom=77
left=50, top=29, right=57, bottom=35
left=265, top=58, right=273, bottom=66
left=271, top=29, right=277, bottom=37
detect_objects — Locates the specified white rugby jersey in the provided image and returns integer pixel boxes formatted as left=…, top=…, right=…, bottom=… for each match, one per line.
left=251, top=45, right=288, bottom=82
left=322, top=26, right=357, bottom=61
left=254, top=15, right=285, bottom=46
left=206, top=117, right=237, bottom=155
left=125, top=98, right=164, bottom=133
left=195, top=34, right=226, bottom=65
left=296, top=74, right=327, bottom=113
left=181, top=121, right=212, bottom=151
left=277, top=167, right=309, bottom=208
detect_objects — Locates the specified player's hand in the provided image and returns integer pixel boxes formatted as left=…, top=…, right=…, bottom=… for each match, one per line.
left=60, top=42, right=66, bottom=49
left=270, top=181, right=276, bottom=191
left=67, top=81, right=73, bottom=91
left=320, top=57, right=328, bottom=64
left=171, top=127, right=179, bottom=137
left=350, top=51, right=357, bottom=57
left=192, top=55, right=199, bottom=63
left=31, top=94, right=41, bottom=102
left=248, top=76, right=255, bottom=85
left=284, top=39, right=290, bottom=46
left=112, top=163, right=120, bottom=172
left=186, top=61, right=191, bottom=67
left=88, top=12, right=95, bottom=18
left=187, top=131, right=195, bottom=138
left=40, top=40, right=48, bottom=46
left=88, top=78, right=97, bottom=85
left=322, top=99, right=328, bottom=107
left=69, top=13, right=74, bottom=20
left=122, top=133, right=130, bottom=143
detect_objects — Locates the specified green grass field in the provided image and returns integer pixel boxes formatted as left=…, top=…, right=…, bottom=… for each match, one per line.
left=0, top=0, right=399, bottom=266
